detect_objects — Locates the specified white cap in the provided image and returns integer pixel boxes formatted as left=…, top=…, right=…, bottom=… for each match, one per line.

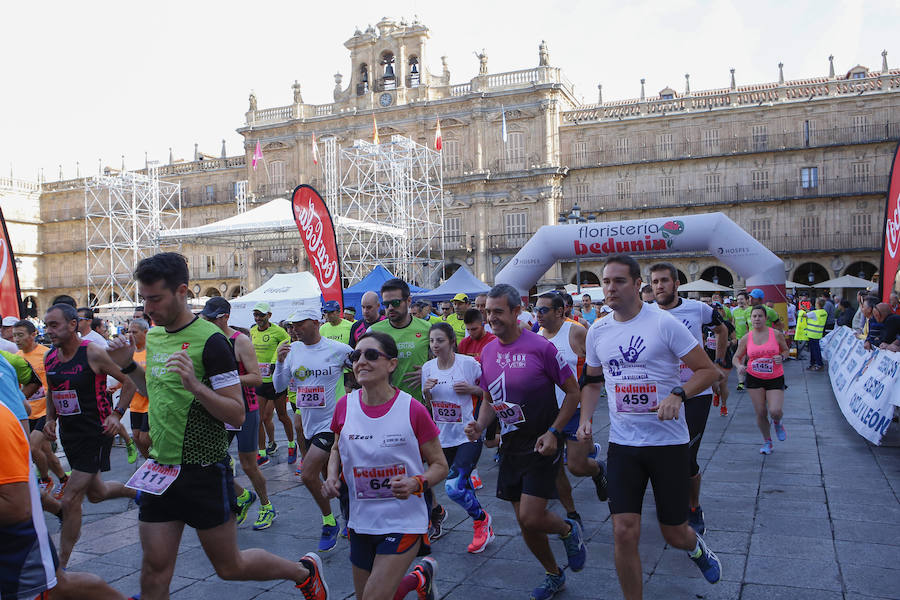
left=600, top=305, right=613, bottom=314
left=286, top=306, right=320, bottom=322
left=1, top=316, right=18, bottom=327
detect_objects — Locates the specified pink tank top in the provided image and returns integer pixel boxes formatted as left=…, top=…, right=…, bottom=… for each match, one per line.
left=746, top=327, right=783, bottom=379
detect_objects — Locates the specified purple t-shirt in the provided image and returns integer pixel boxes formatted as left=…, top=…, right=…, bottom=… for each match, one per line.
left=479, top=328, right=574, bottom=453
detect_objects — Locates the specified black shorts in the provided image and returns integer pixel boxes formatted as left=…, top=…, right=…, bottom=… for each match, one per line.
left=227, top=409, right=260, bottom=454
left=62, top=435, right=113, bottom=474
left=496, top=451, right=559, bottom=502
left=130, top=411, right=147, bottom=430
left=304, top=431, right=336, bottom=453
left=138, top=459, right=235, bottom=530
left=139, top=412, right=150, bottom=433
left=348, top=531, right=429, bottom=572
left=607, top=442, right=689, bottom=526
left=684, top=394, right=712, bottom=478
left=29, top=416, right=46, bottom=432
left=746, top=374, right=785, bottom=391
left=255, top=382, right=286, bottom=401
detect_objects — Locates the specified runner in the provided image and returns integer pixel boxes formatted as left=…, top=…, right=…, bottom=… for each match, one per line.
left=368, top=278, right=450, bottom=540
left=422, top=322, right=494, bottom=554
left=124, top=318, right=151, bottom=458
left=280, top=322, right=310, bottom=477
left=323, top=330, right=447, bottom=600
left=535, top=292, right=608, bottom=533
left=108, top=252, right=328, bottom=599
left=733, top=305, right=789, bottom=455
left=579, top=255, right=722, bottom=599
left=464, top=284, right=587, bottom=600
left=456, top=308, right=495, bottom=490
left=708, top=306, right=736, bottom=416
left=321, top=301, right=353, bottom=345
left=580, top=294, right=598, bottom=325
left=250, top=302, right=295, bottom=465
left=274, top=304, right=352, bottom=552
left=350, top=291, right=385, bottom=348
left=649, top=262, right=727, bottom=536
left=42, top=303, right=137, bottom=567
left=445, top=293, right=469, bottom=340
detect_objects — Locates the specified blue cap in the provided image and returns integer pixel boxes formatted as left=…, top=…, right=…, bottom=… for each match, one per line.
left=749, top=288, right=765, bottom=299
left=322, top=300, right=341, bottom=312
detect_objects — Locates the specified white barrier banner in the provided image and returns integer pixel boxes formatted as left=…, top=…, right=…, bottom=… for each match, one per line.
left=821, top=327, right=900, bottom=444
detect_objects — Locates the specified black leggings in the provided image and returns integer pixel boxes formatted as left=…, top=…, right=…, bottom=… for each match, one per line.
left=684, top=394, right=712, bottom=477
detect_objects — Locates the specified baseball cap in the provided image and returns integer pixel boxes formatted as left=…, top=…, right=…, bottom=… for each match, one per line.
left=287, top=306, right=321, bottom=322
left=749, top=289, right=765, bottom=299
left=252, top=302, right=272, bottom=314
left=600, top=305, right=613, bottom=314
left=1, top=316, right=18, bottom=327
left=452, top=293, right=469, bottom=303
left=322, top=300, right=341, bottom=313
left=200, top=297, right=231, bottom=319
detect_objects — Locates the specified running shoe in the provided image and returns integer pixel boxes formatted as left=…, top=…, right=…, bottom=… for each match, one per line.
left=493, top=451, right=501, bottom=463
left=296, top=552, right=329, bottom=600
left=759, top=440, right=774, bottom=455
left=252, top=504, right=276, bottom=530
left=340, top=524, right=349, bottom=539
left=566, top=511, right=584, bottom=534
left=235, top=490, right=257, bottom=526
left=773, top=421, right=786, bottom=442
left=295, top=463, right=303, bottom=477
left=589, top=442, right=601, bottom=460
left=530, top=570, right=566, bottom=600
left=593, top=460, right=608, bottom=502
left=470, top=469, right=483, bottom=490
left=38, top=478, right=52, bottom=495
left=267, top=441, right=278, bottom=455
left=468, top=511, right=494, bottom=553
left=428, top=505, right=447, bottom=541
left=688, top=506, right=706, bottom=536
left=127, top=439, right=138, bottom=464
left=288, top=445, right=298, bottom=465
left=257, top=453, right=270, bottom=467
left=689, top=534, right=722, bottom=584
left=736, top=382, right=745, bottom=392
left=712, top=394, right=719, bottom=407
left=52, top=478, right=68, bottom=500
left=720, top=404, right=728, bottom=417
left=560, top=518, right=587, bottom=572
left=318, top=523, right=340, bottom=552
left=412, top=556, right=438, bottom=600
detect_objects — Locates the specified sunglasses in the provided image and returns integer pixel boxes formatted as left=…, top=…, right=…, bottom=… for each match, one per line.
left=382, top=299, right=405, bottom=308
left=349, top=348, right=392, bottom=363
left=535, top=306, right=555, bottom=314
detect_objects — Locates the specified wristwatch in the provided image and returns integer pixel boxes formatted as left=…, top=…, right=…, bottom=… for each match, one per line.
left=670, top=386, right=687, bottom=402
left=548, top=426, right=566, bottom=440
left=113, top=406, right=127, bottom=418
left=714, top=358, right=726, bottom=368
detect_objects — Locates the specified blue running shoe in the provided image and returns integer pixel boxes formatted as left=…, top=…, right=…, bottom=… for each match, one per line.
left=688, top=505, right=705, bottom=536
left=773, top=421, right=786, bottom=442
left=531, top=570, right=566, bottom=600
left=235, top=490, right=258, bottom=526
left=689, top=534, right=722, bottom=584
left=759, top=440, right=773, bottom=455
left=318, top=523, right=340, bottom=552
left=340, top=524, right=349, bottom=539
left=560, top=518, right=587, bottom=572
left=588, top=442, right=601, bottom=460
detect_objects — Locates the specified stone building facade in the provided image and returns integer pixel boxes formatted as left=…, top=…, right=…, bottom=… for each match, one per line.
left=9, top=18, right=899, bottom=312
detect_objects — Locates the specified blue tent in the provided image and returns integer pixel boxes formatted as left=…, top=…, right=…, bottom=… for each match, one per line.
left=342, top=265, right=428, bottom=316
left=415, top=265, right=491, bottom=302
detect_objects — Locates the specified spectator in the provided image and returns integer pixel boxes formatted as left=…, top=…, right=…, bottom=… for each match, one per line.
left=851, top=290, right=868, bottom=330
left=641, top=284, right=655, bottom=303
left=580, top=294, right=597, bottom=324
left=890, top=291, right=900, bottom=316
left=823, top=293, right=836, bottom=333
left=836, top=300, right=853, bottom=327
left=862, top=296, right=882, bottom=346
left=865, top=302, right=900, bottom=350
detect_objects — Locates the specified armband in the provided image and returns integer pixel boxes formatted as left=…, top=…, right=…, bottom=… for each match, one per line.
left=413, top=475, right=427, bottom=496
left=580, top=372, right=604, bottom=388
left=548, top=426, right=566, bottom=440
left=121, top=361, right=138, bottom=375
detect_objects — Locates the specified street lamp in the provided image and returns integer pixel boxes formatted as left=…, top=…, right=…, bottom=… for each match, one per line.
left=568, top=205, right=581, bottom=293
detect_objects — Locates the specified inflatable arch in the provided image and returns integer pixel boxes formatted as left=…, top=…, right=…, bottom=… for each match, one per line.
left=495, top=212, right=788, bottom=321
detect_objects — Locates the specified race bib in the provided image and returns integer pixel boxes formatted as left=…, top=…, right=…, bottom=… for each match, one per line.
left=28, top=387, right=46, bottom=402
left=491, top=401, right=525, bottom=426
left=679, top=363, right=692, bottom=383
left=751, top=358, right=775, bottom=374
left=352, top=463, right=406, bottom=500
left=288, top=378, right=299, bottom=393
left=705, top=335, right=717, bottom=350
left=297, top=386, right=326, bottom=408
left=259, top=363, right=272, bottom=377
left=431, top=400, right=462, bottom=423
left=614, top=382, right=659, bottom=414
left=125, top=460, right=180, bottom=495
left=53, top=389, right=81, bottom=416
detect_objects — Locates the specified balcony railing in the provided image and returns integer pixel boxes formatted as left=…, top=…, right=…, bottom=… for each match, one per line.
left=255, top=247, right=302, bottom=264
left=442, top=234, right=469, bottom=251
left=189, top=264, right=244, bottom=280
left=561, top=123, right=900, bottom=169
left=767, top=232, right=881, bottom=254
left=254, top=182, right=296, bottom=199
left=566, top=175, right=889, bottom=213
left=489, top=232, right=533, bottom=251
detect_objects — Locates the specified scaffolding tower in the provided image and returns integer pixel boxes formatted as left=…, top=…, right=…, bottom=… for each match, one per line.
left=327, top=135, right=444, bottom=288
left=84, top=163, right=181, bottom=305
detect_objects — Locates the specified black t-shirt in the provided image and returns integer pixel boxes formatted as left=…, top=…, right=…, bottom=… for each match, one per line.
left=879, top=314, right=900, bottom=346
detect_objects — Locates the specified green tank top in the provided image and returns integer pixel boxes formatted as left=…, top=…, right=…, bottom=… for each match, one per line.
left=250, top=323, right=290, bottom=382
left=146, top=318, right=229, bottom=466
left=732, top=307, right=751, bottom=339
left=368, top=316, right=431, bottom=403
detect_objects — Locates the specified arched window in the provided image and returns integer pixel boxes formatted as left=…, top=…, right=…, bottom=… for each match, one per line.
left=357, top=64, right=369, bottom=96
left=408, top=56, right=420, bottom=87
left=381, top=52, right=396, bottom=90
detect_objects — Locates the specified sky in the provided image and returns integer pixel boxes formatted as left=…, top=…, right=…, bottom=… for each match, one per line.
left=2, top=0, right=897, bottom=182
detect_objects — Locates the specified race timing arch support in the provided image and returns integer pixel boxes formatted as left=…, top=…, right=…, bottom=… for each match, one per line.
left=495, top=212, right=788, bottom=322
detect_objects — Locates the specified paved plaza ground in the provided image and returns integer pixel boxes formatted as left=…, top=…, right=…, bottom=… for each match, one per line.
left=48, top=359, right=900, bottom=599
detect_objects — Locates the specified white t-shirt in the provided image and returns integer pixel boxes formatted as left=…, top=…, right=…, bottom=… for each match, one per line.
left=0, top=338, right=17, bottom=353
left=518, top=311, right=536, bottom=329
left=652, top=298, right=714, bottom=395
left=540, top=321, right=579, bottom=408
left=81, top=330, right=108, bottom=348
left=421, top=353, right=482, bottom=448
left=273, top=337, right=351, bottom=439
left=585, top=304, right=697, bottom=447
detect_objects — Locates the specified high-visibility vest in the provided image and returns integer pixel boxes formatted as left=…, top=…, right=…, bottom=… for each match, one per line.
left=794, top=310, right=808, bottom=341
left=806, top=309, right=827, bottom=340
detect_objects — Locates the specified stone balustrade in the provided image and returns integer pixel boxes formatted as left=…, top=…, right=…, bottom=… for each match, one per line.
left=0, top=177, right=41, bottom=193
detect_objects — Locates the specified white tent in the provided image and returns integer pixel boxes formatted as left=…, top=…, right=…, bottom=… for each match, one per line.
left=812, top=274, right=877, bottom=290
left=228, top=272, right=322, bottom=328
left=677, top=279, right=734, bottom=293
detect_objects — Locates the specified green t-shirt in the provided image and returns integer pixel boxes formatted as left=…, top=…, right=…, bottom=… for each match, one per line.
left=731, top=307, right=751, bottom=339
left=320, top=320, right=352, bottom=346
left=146, top=318, right=239, bottom=466
left=250, top=323, right=290, bottom=382
left=444, top=314, right=467, bottom=342
left=368, top=316, right=431, bottom=403
left=0, top=349, right=38, bottom=387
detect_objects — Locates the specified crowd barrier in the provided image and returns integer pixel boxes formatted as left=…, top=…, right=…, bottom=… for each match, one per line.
left=821, top=326, right=900, bottom=444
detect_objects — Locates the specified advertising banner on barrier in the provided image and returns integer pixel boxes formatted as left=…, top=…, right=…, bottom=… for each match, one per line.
left=0, top=207, right=23, bottom=319
left=822, top=327, right=900, bottom=444
left=291, top=185, right=343, bottom=310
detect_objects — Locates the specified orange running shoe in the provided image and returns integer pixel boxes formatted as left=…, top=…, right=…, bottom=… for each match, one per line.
left=720, top=404, right=728, bottom=417
left=52, top=477, right=68, bottom=500
left=712, top=394, right=719, bottom=407
left=467, top=511, right=495, bottom=553
left=296, top=552, right=329, bottom=599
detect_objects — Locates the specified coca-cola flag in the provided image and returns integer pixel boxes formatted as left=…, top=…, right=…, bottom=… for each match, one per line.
left=0, top=207, right=22, bottom=319
left=882, top=142, right=900, bottom=303
left=291, top=185, right=343, bottom=309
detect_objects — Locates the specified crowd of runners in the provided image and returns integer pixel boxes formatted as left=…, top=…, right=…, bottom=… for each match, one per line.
left=0, top=251, right=811, bottom=600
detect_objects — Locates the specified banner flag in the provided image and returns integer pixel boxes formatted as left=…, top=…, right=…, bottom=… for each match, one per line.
left=373, top=114, right=380, bottom=145
left=291, top=185, right=343, bottom=309
left=312, top=132, right=319, bottom=165
left=501, top=107, right=508, bottom=144
left=434, top=118, right=442, bottom=151
left=0, top=207, right=23, bottom=319
left=880, top=142, right=900, bottom=302
left=252, top=140, right=263, bottom=170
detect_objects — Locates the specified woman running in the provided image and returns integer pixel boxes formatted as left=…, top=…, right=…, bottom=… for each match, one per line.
left=422, top=322, right=494, bottom=554
left=734, top=305, right=789, bottom=454
left=710, top=303, right=736, bottom=416
left=324, top=331, right=448, bottom=600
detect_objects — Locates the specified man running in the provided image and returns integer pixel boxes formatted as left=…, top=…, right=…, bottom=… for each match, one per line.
left=458, top=309, right=495, bottom=361
left=42, top=303, right=137, bottom=567
left=465, top=284, right=587, bottom=600
left=108, top=252, right=328, bottom=599
left=349, top=291, right=384, bottom=348
left=579, top=255, right=722, bottom=600
left=445, top=293, right=470, bottom=340
left=250, top=302, right=295, bottom=465
left=274, top=304, right=352, bottom=553
left=126, top=318, right=151, bottom=458
left=320, top=301, right=352, bottom=345
left=649, top=263, right=728, bottom=535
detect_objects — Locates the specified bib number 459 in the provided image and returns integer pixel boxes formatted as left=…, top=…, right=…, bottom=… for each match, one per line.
left=620, top=393, right=650, bottom=405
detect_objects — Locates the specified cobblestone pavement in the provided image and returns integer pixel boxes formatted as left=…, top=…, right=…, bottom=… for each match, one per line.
left=48, top=359, right=900, bottom=599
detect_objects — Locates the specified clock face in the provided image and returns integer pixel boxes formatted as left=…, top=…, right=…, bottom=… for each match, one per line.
left=379, top=93, right=393, bottom=107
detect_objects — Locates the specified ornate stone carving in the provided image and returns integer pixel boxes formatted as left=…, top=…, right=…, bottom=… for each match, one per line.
left=292, top=81, right=303, bottom=104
